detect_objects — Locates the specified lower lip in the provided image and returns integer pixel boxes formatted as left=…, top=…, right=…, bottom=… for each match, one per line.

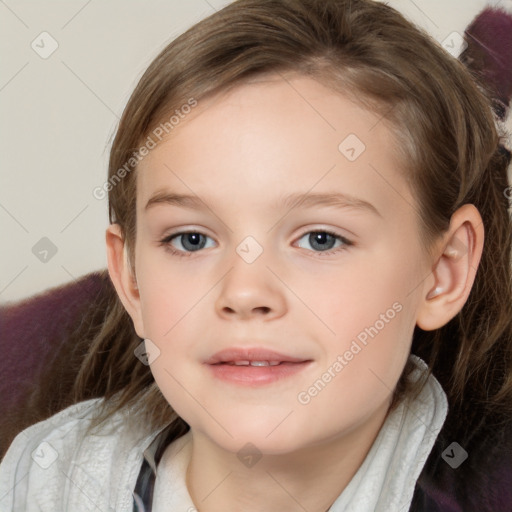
left=205, top=361, right=311, bottom=386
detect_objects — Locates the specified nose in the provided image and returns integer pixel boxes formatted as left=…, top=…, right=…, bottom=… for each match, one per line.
left=215, top=255, right=287, bottom=321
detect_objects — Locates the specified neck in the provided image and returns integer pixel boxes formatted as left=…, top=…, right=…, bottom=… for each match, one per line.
left=184, top=398, right=392, bottom=512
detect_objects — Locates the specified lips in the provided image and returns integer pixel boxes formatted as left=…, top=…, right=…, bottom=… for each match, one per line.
left=205, top=348, right=312, bottom=386
left=204, top=347, right=310, bottom=365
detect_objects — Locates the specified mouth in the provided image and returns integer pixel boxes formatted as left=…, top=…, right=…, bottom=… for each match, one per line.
left=204, top=347, right=312, bottom=386
left=213, top=360, right=302, bottom=366
left=204, top=348, right=310, bottom=366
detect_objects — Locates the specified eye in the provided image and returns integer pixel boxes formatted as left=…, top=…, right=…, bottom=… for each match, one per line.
left=159, top=231, right=215, bottom=257
left=295, top=230, right=353, bottom=256
left=159, top=229, right=353, bottom=258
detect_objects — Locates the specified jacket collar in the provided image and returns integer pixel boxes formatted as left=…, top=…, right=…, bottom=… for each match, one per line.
left=132, top=422, right=188, bottom=511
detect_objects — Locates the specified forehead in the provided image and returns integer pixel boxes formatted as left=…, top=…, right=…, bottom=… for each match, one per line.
left=136, top=74, right=414, bottom=219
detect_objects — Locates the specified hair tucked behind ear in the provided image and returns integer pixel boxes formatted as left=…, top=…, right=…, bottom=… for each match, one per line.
left=61, top=0, right=512, bottom=443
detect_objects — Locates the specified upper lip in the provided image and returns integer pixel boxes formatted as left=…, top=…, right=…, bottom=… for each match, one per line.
left=205, top=347, right=310, bottom=364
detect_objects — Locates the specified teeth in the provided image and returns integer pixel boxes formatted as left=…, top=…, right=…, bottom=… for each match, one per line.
left=227, top=360, right=282, bottom=366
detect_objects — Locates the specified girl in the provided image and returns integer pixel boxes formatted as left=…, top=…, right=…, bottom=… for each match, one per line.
left=1, top=0, right=511, bottom=510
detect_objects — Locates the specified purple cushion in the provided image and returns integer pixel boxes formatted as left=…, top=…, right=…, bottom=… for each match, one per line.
left=0, top=272, right=106, bottom=455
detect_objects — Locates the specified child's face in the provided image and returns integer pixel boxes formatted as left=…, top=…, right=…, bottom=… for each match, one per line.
left=133, top=73, right=431, bottom=454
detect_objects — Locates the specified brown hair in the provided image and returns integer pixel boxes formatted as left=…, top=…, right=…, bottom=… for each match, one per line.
left=70, top=0, right=511, bottom=441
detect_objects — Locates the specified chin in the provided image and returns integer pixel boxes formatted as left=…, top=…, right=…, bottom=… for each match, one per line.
left=192, top=413, right=313, bottom=456
left=216, top=432, right=305, bottom=457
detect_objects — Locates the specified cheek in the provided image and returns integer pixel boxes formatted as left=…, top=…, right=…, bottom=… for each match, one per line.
left=307, top=252, right=421, bottom=387
left=135, top=251, right=209, bottom=336
left=296, top=253, right=416, bottom=334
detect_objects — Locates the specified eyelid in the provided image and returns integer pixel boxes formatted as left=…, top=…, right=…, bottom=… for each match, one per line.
left=295, top=226, right=352, bottom=242
left=160, top=226, right=216, bottom=244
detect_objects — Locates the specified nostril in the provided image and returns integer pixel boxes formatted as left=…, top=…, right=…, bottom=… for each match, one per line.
left=219, top=305, right=271, bottom=315
left=254, top=306, right=271, bottom=314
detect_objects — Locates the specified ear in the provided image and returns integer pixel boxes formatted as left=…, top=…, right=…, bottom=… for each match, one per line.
left=105, top=223, right=146, bottom=338
left=416, top=204, right=484, bottom=331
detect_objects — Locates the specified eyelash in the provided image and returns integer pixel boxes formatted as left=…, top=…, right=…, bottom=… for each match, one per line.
left=158, top=229, right=353, bottom=258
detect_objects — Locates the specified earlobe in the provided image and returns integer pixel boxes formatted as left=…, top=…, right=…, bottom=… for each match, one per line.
left=105, top=223, right=145, bottom=338
left=416, top=204, right=484, bottom=331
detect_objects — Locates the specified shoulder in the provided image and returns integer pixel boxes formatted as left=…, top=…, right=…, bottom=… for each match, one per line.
left=0, top=398, right=158, bottom=512
left=414, top=410, right=512, bottom=511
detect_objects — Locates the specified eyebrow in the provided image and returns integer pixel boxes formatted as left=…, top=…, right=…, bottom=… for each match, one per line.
left=144, top=190, right=381, bottom=217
